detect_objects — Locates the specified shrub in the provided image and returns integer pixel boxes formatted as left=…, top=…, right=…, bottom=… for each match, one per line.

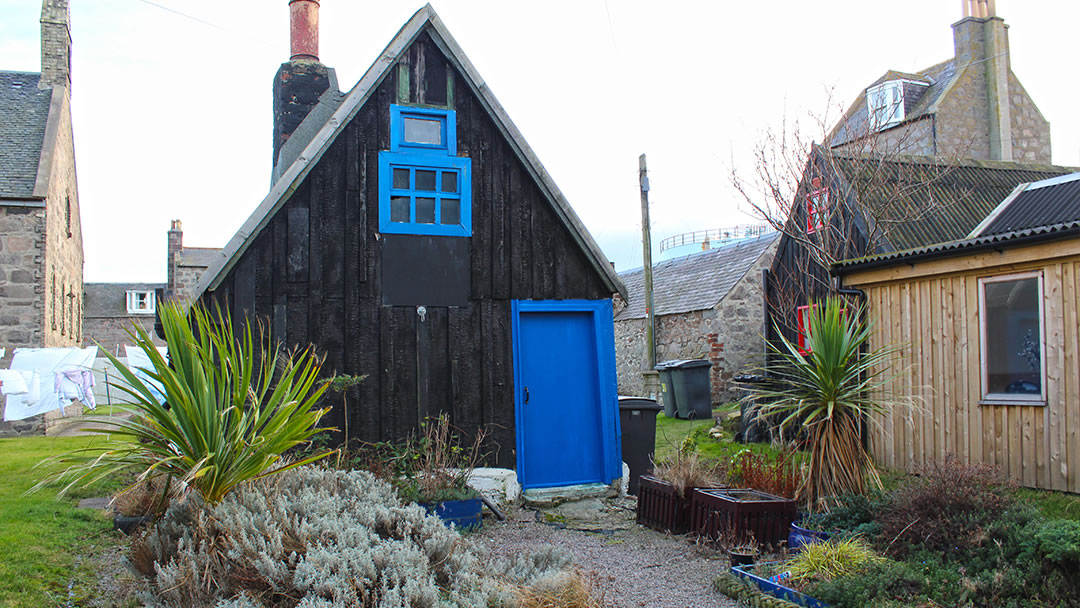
left=785, top=537, right=884, bottom=585
left=802, top=492, right=885, bottom=538
left=877, top=457, right=1014, bottom=557
left=809, top=558, right=928, bottom=608
left=39, top=302, right=333, bottom=505
left=729, top=448, right=803, bottom=499
left=135, top=465, right=581, bottom=607
left=742, top=298, right=907, bottom=510
left=651, top=436, right=727, bottom=498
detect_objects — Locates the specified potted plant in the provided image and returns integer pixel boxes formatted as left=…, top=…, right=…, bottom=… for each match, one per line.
left=726, top=535, right=760, bottom=568
left=637, top=436, right=726, bottom=533
left=391, top=413, right=487, bottom=530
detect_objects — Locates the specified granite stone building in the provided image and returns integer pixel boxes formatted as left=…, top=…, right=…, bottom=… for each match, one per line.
left=615, top=233, right=778, bottom=404
left=829, top=2, right=1050, bottom=163
left=0, top=0, right=83, bottom=350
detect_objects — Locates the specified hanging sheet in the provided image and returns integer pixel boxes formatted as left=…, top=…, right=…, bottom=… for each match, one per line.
left=3, top=347, right=97, bottom=421
left=123, top=345, right=168, bottom=405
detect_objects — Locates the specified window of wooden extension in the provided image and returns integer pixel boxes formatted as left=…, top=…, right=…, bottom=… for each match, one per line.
left=979, top=272, right=1046, bottom=404
left=127, top=290, right=156, bottom=315
left=379, top=105, right=472, bottom=237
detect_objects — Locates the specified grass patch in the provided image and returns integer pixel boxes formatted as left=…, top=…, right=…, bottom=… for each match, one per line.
left=1013, top=486, right=1080, bottom=521
left=0, top=435, right=130, bottom=608
left=654, top=409, right=793, bottom=466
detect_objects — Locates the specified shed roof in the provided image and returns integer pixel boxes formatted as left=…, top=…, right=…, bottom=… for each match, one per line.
left=615, top=233, right=778, bottom=321
left=827, top=152, right=1074, bottom=253
left=834, top=172, right=1080, bottom=273
left=84, top=283, right=165, bottom=318
left=0, top=72, right=53, bottom=199
left=197, top=4, right=625, bottom=300
left=177, top=247, right=221, bottom=268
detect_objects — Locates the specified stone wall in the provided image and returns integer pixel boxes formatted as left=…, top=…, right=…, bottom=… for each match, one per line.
left=936, top=65, right=993, bottom=160
left=41, top=88, right=83, bottom=348
left=0, top=207, right=45, bottom=347
left=172, top=263, right=207, bottom=303
left=614, top=242, right=773, bottom=404
left=83, top=314, right=162, bottom=355
left=1007, top=72, right=1052, bottom=163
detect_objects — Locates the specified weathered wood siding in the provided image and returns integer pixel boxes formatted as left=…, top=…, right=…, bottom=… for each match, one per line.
left=202, top=33, right=611, bottom=464
left=845, top=240, right=1080, bottom=492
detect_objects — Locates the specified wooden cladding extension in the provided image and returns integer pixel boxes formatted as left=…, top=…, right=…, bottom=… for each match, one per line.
left=845, top=241, right=1080, bottom=493
left=201, top=32, right=610, bottom=462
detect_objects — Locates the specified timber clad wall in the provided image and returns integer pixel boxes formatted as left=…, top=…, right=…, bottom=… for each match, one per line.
left=848, top=241, right=1080, bottom=493
left=203, top=35, right=609, bottom=466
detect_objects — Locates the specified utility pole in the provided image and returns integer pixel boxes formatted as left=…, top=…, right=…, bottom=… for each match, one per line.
left=639, top=154, right=656, bottom=369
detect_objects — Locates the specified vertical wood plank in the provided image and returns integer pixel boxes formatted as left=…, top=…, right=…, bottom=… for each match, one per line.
left=930, top=279, right=944, bottom=465
left=953, top=275, right=969, bottom=464
left=903, top=281, right=916, bottom=471
left=941, top=278, right=954, bottom=461
left=448, top=304, right=483, bottom=433
left=919, top=280, right=932, bottom=469
left=1064, top=262, right=1080, bottom=491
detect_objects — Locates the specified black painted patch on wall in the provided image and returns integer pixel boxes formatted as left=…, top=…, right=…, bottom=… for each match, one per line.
left=381, top=235, right=470, bottom=306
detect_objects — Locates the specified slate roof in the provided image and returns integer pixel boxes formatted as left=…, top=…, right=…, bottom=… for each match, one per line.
left=0, top=71, right=53, bottom=199
left=834, top=172, right=1080, bottom=273
left=829, top=59, right=955, bottom=148
left=828, top=151, right=1075, bottom=253
left=197, top=4, right=626, bottom=300
left=615, top=233, right=778, bottom=321
left=84, top=283, right=165, bottom=318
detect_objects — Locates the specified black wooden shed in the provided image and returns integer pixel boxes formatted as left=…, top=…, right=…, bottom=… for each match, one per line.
left=194, top=5, right=627, bottom=490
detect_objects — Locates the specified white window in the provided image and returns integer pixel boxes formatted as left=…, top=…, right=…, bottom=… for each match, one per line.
left=866, top=81, right=905, bottom=130
left=978, top=272, right=1045, bottom=403
left=126, top=290, right=156, bottom=315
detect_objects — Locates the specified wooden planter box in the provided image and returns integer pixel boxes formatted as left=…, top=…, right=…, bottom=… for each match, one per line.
left=691, top=488, right=797, bottom=547
left=636, top=475, right=721, bottom=534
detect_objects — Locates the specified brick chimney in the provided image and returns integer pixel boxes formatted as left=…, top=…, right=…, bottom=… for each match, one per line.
left=273, top=0, right=334, bottom=171
left=953, top=0, right=1012, bottom=160
left=39, top=0, right=71, bottom=90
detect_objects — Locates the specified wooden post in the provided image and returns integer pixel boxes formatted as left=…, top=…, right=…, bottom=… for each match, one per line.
left=639, top=154, right=656, bottom=370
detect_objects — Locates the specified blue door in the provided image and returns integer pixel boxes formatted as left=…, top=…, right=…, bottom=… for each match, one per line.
left=514, top=307, right=607, bottom=489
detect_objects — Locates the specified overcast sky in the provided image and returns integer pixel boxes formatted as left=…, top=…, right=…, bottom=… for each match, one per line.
left=2, top=0, right=1078, bottom=282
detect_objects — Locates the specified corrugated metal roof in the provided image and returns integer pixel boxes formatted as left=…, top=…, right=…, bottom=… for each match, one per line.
left=981, top=173, right=1080, bottom=235
left=615, top=233, right=777, bottom=321
left=0, top=72, right=52, bottom=199
left=830, top=154, right=1074, bottom=252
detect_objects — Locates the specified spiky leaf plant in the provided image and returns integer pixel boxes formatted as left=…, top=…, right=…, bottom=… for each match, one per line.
left=35, top=302, right=334, bottom=505
left=746, top=297, right=905, bottom=511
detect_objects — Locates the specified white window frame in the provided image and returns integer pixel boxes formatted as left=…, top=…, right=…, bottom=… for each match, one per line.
left=978, top=271, right=1046, bottom=404
left=126, top=290, right=156, bottom=315
left=866, top=81, right=905, bottom=130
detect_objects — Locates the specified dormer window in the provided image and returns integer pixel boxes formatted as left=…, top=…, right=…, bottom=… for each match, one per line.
left=126, top=290, right=156, bottom=315
left=866, top=81, right=905, bottom=130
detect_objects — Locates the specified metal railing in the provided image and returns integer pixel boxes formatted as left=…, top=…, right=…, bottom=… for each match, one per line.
left=658, top=224, right=775, bottom=254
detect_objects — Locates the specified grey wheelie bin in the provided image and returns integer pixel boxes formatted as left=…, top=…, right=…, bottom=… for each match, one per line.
left=669, top=359, right=713, bottom=419
left=654, top=360, right=680, bottom=418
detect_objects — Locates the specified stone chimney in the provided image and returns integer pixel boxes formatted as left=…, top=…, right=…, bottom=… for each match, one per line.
left=167, top=219, right=183, bottom=297
left=273, top=0, right=334, bottom=170
left=953, top=0, right=1012, bottom=160
left=39, top=0, right=71, bottom=90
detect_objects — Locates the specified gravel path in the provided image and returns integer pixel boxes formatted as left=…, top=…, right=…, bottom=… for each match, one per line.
left=476, top=500, right=740, bottom=608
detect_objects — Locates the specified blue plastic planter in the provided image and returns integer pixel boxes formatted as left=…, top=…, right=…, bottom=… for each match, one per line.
left=422, top=497, right=483, bottom=530
left=788, top=522, right=831, bottom=551
left=731, top=562, right=828, bottom=608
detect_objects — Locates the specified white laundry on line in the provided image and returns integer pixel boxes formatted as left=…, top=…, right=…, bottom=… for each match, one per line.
left=123, top=345, right=169, bottom=405
left=3, top=347, right=97, bottom=422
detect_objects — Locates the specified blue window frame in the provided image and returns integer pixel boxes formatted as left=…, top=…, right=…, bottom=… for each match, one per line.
left=380, top=105, right=471, bottom=236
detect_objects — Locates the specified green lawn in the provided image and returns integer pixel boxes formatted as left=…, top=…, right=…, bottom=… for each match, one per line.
left=0, top=435, right=129, bottom=608
left=654, top=408, right=793, bottom=465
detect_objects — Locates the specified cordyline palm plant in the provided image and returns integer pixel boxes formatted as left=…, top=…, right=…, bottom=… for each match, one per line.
left=746, top=297, right=903, bottom=511
left=36, top=302, right=334, bottom=505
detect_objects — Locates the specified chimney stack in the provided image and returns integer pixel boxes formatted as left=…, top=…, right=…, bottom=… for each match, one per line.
left=167, top=219, right=183, bottom=298
left=953, top=2, right=1012, bottom=160
left=39, top=0, right=71, bottom=90
left=273, top=0, right=336, bottom=173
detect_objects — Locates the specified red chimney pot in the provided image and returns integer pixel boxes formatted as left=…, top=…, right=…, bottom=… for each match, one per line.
left=289, top=0, right=320, bottom=61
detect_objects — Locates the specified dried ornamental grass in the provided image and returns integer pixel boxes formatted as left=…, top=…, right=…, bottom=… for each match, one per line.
left=785, top=537, right=885, bottom=585
left=513, top=570, right=607, bottom=608
left=651, top=436, right=727, bottom=498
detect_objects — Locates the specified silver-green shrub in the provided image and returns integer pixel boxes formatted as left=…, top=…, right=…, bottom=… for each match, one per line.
left=137, top=466, right=571, bottom=608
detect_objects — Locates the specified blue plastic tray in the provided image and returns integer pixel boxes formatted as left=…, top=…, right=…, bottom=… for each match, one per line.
left=730, top=562, right=828, bottom=608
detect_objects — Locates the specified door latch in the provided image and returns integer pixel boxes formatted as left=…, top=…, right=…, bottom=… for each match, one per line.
left=524, top=387, right=529, bottom=404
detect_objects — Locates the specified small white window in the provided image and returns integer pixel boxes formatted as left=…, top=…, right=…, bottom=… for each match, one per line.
left=126, top=290, right=156, bottom=315
left=978, top=272, right=1045, bottom=403
left=866, top=81, right=905, bottom=130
